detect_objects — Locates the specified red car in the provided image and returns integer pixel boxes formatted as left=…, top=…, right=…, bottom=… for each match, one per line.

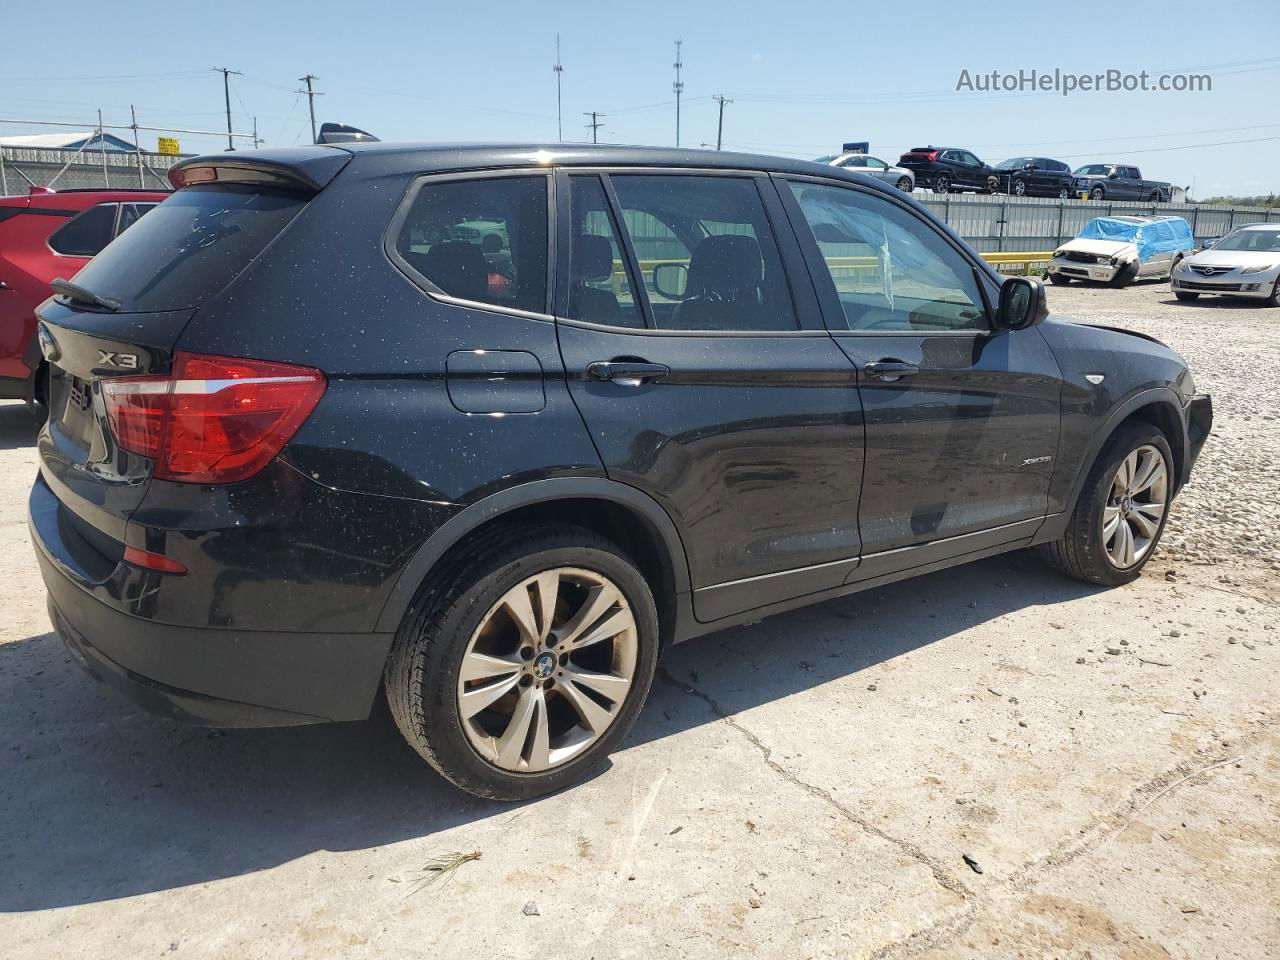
left=0, top=187, right=168, bottom=408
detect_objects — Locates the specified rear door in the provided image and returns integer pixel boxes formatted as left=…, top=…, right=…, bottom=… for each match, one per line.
left=554, top=169, right=865, bottom=622
left=33, top=183, right=312, bottom=575
left=778, top=177, right=1063, bottom=580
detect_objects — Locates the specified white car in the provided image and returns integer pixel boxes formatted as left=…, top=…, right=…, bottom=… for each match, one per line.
left=1048, top=216, right=1194, bottom=288
left=1171, top=223, right=1280, bottom=306
left=817, top=153, right=915, bottom=192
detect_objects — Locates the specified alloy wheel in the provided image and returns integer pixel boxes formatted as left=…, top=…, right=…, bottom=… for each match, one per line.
left=1013, top=179, right=1026, bottom=196
left=1102, top=444, right=1168, bottom=568
left=897, top=177, right=912, bottom=192
left=456, top=567, right=638, bottom=773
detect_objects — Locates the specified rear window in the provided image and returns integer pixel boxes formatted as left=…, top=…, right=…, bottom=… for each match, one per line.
left=69, top=185, right=306, bottom=312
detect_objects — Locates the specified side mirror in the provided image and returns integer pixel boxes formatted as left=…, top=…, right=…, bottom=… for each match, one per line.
left=1023, top=162, right=1037, bottom=171
left=652, top=262, right=688, bottom=300
left=996, top=276, right=1048, bottom=331
left=1107, top=170, right=1119, bottom=179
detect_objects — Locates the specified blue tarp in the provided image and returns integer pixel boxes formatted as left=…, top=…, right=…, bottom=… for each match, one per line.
left=1076, top=216, right=1194, bottom=264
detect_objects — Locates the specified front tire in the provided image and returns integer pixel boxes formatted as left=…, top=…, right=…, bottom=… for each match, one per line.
left=1089, top=186, right=1105, bottom=200
left=1042, top=422, right=1173, bottom=586
left=1174, top=291, right=1200, bottom=302
left=385, top=525, right=660, bottom=800
left=1110, top=262, right=1139, bottom=287
left=1049, top=272, right=1072, bottom=285
left=933, top=175, right=951, bottom=195
left=1265, top=278, right=1280, bottom=307
left=896, top=176, right=912, bottom=192
left=1012, top=178, right=1027, bottom=196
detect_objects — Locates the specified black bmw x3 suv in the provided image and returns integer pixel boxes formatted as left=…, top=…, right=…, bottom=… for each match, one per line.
left=30, top=143, right=1212, bottom=799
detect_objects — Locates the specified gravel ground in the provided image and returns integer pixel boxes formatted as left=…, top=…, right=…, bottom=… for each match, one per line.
left=0, top=279, right=1277, bottom=959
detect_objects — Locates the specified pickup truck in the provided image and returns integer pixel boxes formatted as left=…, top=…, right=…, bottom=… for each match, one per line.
left=1074, top=164, right=1172, bottom=202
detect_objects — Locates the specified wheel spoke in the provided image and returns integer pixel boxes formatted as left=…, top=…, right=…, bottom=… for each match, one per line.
left=1102, top=505, right=1122, bottom=541
left=571, top=608, right=636, bottom=651
left=558, top=583, right=622, bottom=646
left=558, top=677, right=615, bottom=733
left=459, top=650, right=522, bottom=683
left=1117, top=451, right=1138, bottom=493
left=532, top=571, right=560, bottom=642
left=495, top=686, right=541, bottom=768
left=526, top=697, right=551, bottom=771
left=562, top=666, right=630, bottom=703
left=501, top=583, right=540, bottom=643
left=459, top=672, right=521, bottom=719
left=1131, top=454, right=1166, bottom=495
left=1130, top=502, right=1164, bottom=538
left=1118, top=518, right=1136, bottom=566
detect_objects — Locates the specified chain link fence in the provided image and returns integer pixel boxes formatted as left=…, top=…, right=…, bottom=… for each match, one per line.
left=0, top=145, right=187, bottom=195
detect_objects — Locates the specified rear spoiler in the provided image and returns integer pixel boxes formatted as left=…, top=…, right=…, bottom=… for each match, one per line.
left=169, top=148, right=351, bottom=192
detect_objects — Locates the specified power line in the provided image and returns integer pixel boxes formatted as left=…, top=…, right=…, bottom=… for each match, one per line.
left=297, top=74, right=322, bottom=145
left=712, top=94, right=732, bottom=150
left=211, top=66, right=241, bottom=150
left=584, top=111, right=605, bottom=144
left=672, top=39, right=684, bottom=147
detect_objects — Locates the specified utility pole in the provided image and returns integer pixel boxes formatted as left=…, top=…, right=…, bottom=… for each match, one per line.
left=252, top=117, right=263, bottom=149
left=584, top=112, right=605, bottom=144
left=672, top=40, right=684, bottom=147
left=98, top=108, right=109, bottom=187
left=712, top=94, right=732, bottom=150
left=212, top=67, right=241, bottom=151
left=297, top=74, right=322, bottom=144
left=553, top=35, right=564, bottom=141
left=130, top=105, right=145, bottom=187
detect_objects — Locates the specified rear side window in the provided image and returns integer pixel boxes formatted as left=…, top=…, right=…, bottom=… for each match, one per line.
left=48, top=204, right=117, bottom=257
left=394, top=176, right=548, bottom=314
left=71, top=186, right=306, bottom=312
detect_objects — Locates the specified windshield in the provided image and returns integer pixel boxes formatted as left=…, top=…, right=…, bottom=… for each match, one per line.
left=995, top=157, right=1033, bottom=170
left=69, top=185, right=308, bottom=312
left=1212, top=228, right=1280, bottom=253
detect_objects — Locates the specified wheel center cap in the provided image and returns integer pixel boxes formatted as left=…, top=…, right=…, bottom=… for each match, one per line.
left=532, top=652, right=556, bottom=680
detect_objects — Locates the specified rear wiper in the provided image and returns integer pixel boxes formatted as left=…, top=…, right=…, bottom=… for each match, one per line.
left=50, top=277, right=121, bottom=312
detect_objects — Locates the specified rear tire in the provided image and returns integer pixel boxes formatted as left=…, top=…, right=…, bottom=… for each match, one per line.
left=384, top=524, right=659, bottom=800
left=1174, top=291, right=1199, bottom=302
left=1041, top=422, right=1173, bottom=586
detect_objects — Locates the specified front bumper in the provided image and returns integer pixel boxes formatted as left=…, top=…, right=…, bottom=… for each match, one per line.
left=30, top=480, right=394, bottom=727
left=1172, top=273, right=1279, bottom=298
left=1049, top=256, right=1120, bottom=282
left=1186, top=393, right=1212, bottom=480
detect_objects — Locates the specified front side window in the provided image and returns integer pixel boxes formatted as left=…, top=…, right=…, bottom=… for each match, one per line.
left=863, top=157, right=888, bottom=171
left=610, top=175, right=798, bottom=332
left=566, top=176, right=642, bottom=329
left=395, top=176, right=548, bottom=314
left=48, top=203, right=118, bottom=257
left=786, top=181, right=988, bottom=333
left=840, top=156, right=866, bottom=168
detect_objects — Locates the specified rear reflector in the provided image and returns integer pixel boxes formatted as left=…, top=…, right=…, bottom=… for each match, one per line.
left=102, top=352, right=326, bottom=484
left=123, top=545, right=188, bottom=574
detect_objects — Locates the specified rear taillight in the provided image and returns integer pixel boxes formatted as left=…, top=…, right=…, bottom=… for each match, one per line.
left=924, top=151, right=939, bottom=161
left=102, top=351, right=326, bottom=484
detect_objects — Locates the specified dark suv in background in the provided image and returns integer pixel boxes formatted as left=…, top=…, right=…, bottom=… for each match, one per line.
left=897, top=146, right=998, bottom=194
left=992, top=157, right=1076, bottom=198
left=30, top=143, right=1211, bottom=800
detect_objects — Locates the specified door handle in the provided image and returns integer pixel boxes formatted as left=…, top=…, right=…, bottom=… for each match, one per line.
left=863, top=359, right=920, bottom=382
left=586, top=361, right=670, bottom=385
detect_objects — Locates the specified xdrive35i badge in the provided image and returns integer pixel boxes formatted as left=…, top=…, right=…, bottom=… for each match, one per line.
left=97, top=350, right=139, bottom=369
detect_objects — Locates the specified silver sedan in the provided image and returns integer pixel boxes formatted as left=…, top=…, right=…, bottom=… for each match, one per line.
left=1171, top=224, right=1280, bottom=306
left=819, top=153, right=915, bottom=192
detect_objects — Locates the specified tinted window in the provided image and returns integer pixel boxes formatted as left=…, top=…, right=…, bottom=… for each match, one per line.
left=566, top=176, right=642, bottom=329
left=48, top=204, right=117, bottom=257
left=786, top=181, right=988, bottom=333
left=395, top=176, right=548, bottom=314
left=71, top=186, right=306, bottom=311
left=611, top=175, right=798, bottom=332
left=840, top=156, right=866, bottom=168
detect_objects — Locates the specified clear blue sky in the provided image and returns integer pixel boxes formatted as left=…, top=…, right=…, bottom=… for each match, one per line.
left=4, top=0, right=1278, bottom=197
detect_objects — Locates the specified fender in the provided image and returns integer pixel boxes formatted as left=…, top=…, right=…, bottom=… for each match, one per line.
left=1036, top=386, right=1187, bottom=544
left=373, top=476, right=693, bottom=634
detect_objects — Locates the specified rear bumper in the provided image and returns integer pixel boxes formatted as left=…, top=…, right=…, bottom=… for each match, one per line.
left=31, top=482, right=395, bottom=727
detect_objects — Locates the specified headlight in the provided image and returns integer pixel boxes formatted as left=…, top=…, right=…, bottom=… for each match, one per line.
left=1240, top=263, right=1279, bottom=275
left=1053, top=249, right=1065, bottom=258
left=1174, top=259, right=1191, bottom=272
left=1096, top=256, right=1111, bottom=265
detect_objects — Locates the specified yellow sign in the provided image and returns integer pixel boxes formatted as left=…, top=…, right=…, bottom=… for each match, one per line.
left=157, top=137, right=180, bottom=155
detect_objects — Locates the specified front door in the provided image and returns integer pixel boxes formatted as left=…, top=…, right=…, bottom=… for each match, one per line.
left=779, top=177, right=1063, bottom=580
left=554, top=170, right=865, bottom=622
